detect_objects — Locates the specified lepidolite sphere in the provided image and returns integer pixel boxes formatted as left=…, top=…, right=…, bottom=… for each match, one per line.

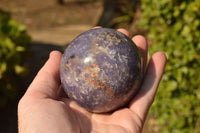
left=60, top=28, right=142, bottom=113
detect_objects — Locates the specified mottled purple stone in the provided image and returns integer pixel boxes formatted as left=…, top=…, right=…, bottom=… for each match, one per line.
left=60, top=28, right=142, bottom=113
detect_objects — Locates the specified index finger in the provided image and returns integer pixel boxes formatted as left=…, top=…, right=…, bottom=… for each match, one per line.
left=132, top=35, right=148, bottom=75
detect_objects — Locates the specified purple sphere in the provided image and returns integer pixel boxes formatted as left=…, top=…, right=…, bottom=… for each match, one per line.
left=60, top=28, right=142, bottom=113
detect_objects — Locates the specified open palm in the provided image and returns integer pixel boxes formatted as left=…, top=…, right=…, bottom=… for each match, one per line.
left=18, top=29, right=166, bottom=133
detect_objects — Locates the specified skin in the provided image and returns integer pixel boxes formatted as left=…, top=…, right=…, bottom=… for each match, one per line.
left=18, top=28, right=167, bottom=133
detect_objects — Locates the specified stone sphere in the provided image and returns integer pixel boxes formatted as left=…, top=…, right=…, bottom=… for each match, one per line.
left=60, top=28, right=142, bottom=113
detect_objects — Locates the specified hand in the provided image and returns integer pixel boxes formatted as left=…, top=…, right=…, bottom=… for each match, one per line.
left=18, top=29, right=167, bottom=133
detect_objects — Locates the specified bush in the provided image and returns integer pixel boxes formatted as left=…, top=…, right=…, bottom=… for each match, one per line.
left=137, top=0, right=200, bottom=132
left=0, top=10, right=31, bottom=107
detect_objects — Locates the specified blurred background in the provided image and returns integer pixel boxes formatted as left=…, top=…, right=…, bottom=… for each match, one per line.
left=0, top=0, right=200, bottom=132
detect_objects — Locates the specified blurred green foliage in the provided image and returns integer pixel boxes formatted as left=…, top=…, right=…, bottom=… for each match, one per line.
left=138, top=0, right=200, bottom=132
left=0, top=10, right=31, bottom=107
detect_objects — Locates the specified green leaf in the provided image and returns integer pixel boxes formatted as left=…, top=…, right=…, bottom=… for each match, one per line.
left=0, top=62, right=7, bottom=79
left=16, top=46, right=25, bottom=52
left=14, top=65, right=29, bottom=77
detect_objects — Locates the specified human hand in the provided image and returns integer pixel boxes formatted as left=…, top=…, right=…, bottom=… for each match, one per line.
left=18, top=29, right=167, bottom=133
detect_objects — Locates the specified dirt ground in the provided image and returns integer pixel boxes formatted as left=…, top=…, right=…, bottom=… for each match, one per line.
left=0, top=0, right=103, bottom=45
left=0, top=0, right=153, bottom=132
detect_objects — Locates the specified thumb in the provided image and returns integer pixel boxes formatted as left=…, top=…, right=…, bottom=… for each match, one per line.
left=25, top=51, right=62, bottom=99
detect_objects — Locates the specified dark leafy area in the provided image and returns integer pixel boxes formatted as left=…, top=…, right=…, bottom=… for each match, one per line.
left=0, top=9, right=31, bottom=107
left=137, top=0, right=200, bottom=132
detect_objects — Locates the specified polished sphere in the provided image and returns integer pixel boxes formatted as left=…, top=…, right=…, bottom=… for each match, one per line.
left=60, top=28, right=142, bottom=113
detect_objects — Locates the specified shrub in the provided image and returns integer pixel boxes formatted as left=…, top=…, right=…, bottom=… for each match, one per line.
left=0, top=10, right=31, bottom=107
left=137, top=0, right=200, bottom=132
